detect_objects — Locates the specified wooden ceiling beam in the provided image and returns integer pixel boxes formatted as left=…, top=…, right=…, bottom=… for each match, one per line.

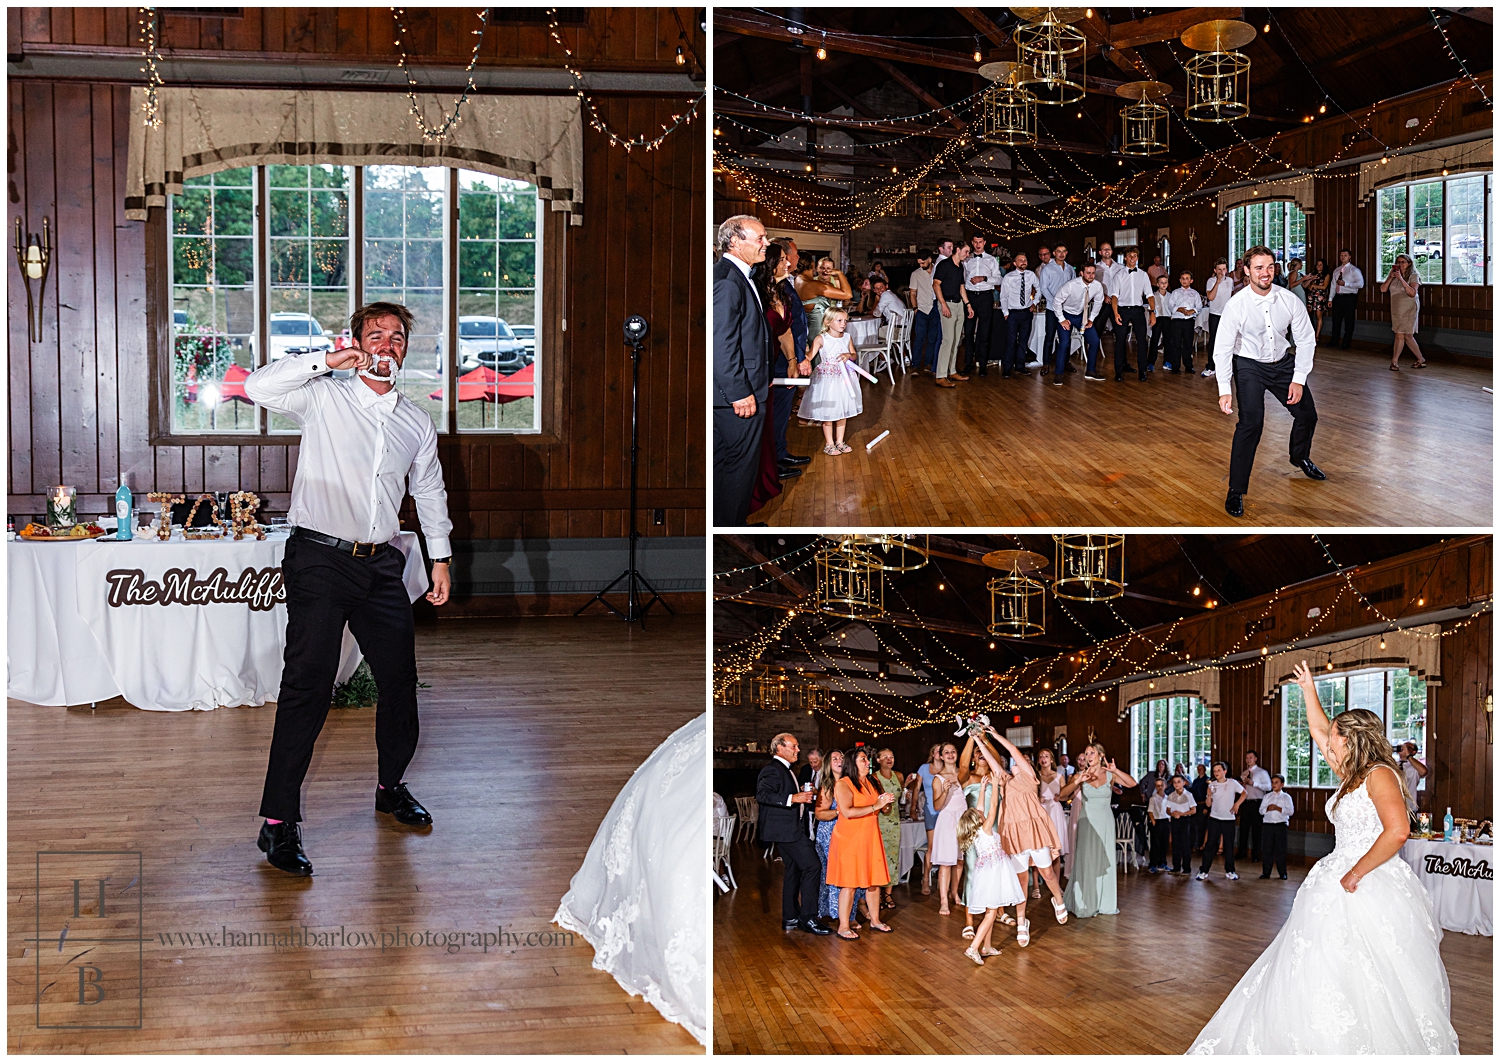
left=957, top=8, right=1011, bottom=51
left=870, top=56, right=967, bottom=130
left=715, top=9, right=982, bottom=75
left=1106, top=7, right=1243, bottom=53
left=723, top=536, right=811, bottom=599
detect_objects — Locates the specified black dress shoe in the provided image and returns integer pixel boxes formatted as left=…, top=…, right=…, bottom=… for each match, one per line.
left=777, top=466, right=804, bottom=480
left=258, top=821, right=312, bottom=876
left=782, top=453, right=811, bottom=465
left=1015, top=368, right=1032, bottom=376
left=1297, top=458, right=1327, bottom=480
left=375, top=782, right=433, bottom=826
left=1114, top=375, right=1124, bottom=382
left=1138, top=374, right=1148, bottom=381
left=1225, top=492, right=1245, bottom=517
left=783, top=919, right=801, bottom=930
left=799, top=920, right=833, bottom=935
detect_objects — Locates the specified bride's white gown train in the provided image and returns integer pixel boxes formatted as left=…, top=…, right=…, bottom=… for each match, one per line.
left=554, top=713, right=706, bottom=1044
left=1189, top=768, right=1458, bottom=1054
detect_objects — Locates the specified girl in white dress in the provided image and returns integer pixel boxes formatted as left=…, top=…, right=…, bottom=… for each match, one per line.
left=1189, top=662, right=1458, bottom=1055
left=799, top=309, right=863, bottom=456
left=956, top=737, right=1024, bottom=965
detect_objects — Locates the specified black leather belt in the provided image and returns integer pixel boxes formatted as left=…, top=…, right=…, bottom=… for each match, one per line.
left=291, top=526, right=385, bottom=558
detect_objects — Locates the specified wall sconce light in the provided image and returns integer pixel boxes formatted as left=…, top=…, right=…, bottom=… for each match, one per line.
left=14, top=216, right=52, bottom=342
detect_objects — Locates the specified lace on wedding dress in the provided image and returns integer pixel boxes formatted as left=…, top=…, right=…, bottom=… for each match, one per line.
left=554, top=714, right=706, bottom=1045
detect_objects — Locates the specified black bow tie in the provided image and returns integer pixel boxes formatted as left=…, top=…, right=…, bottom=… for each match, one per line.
left=1129, top=268, right=1138, bottom=273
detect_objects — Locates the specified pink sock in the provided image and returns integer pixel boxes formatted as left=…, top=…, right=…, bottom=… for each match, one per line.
left=265, top=818, right=283, bottom=825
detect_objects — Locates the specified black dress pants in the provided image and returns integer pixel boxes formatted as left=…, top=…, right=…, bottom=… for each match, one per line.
left=778, top=834, right=822, bottom=923
left=962, top=290, right=993, bottom=374
left=1236, top=798, right=1263, bottom=860
left=1330, top=292, right=1357, bottom=347
left=987, top=304, right=1009, bottom=371
left=1200, top=817, right=1236, bottom=874
left=1170, top=818, right=1194, bottom=871
left=1003, top=310, right=1032, bottom=375
left=259, top=536, right=419, bottom=822
left=1262, top=822, right=1288, bottom=877
left=771, top=382, right=796, bottom=462
left=1228, top=353, right=1318, bottom=496
left=1116, top=306, right=1150, bottom=378
left=713, top=403, right=764, bottom=526
left=1149, top=821, right=1170, bottom=867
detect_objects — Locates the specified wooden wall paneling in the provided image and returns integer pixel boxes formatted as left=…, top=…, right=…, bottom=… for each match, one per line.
left=161, top=12, right=198, bottom=50
left=204, top=444, right=240, bottom=491
left=256, top=439, right=286, bottom=493
left=47, top=7, right=71, bottom=43
left=56, top=81, right=99, bottom=493
left=222, top=8, right=260, bottom=52
left=91, top=82, right=118, bottom=492
left=336, top=8, right=366, bottom=56
left=154, top=444, right=183, bottom=491
left=314, top=7, right=337, bottom=54
left=24, top=82, right=61, bottom=496
left=114, top=86, right=153, bottom=490
left=182, top=445, right=204, bottom=493
left=199, top=15, right=223, bottom=51
left=261, top=8, right=284, bottom=56
left=103, top=6, right=127, bottom=48
left=72, top=7, right=102, bottom=46
left=8, top=84, right=35, bottom=498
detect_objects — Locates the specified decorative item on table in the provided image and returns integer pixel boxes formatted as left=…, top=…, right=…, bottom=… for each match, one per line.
left=147, top=492, right=185, bottom=540
left=46, top=484, right=77, bottom=528
left=229, top=491, right=266, bottom=540
left=1418, top=811, right=1432, bottom=836
left=1443, top=806, right=1456, bottom=842
left=182, top=493, right=229, bottom=539
left=115, top=471, right=134, bottom=540
left=954, top=711, right=991, bottom=738
left=20, top=520, right=105, bottom=540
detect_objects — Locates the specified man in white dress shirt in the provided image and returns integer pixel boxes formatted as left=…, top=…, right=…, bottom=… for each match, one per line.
left=1037, top=244, right=1076, bottom=376
left=1053, top=262, right=1106, bottom=383
left=244, top=301, right=453, bottom=875
left=1257, top=775, right=1295, bottom=879
left=962, top=235, right=999, bottom=376
left=1212, top=245, right=1325, bottom=518
left=1147, top=777, right=1172, bottom=872
left=997, top=251, right=1039, bottom=379
left=1329, top=248, right=1364, bottom=349
left=1165, top=775, right=1196, bottom=874
left=1110, top=248, right=1156, bottom=381
left=872, top=277, right=906, bottom=324
left=1236, top=750, right=1273, bottom=863
left=1165, top=271, right=1204, bottom=374
left=1091, top=241, right=1125, bottom=360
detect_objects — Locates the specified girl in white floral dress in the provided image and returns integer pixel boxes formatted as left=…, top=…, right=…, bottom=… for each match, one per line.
left=1189, top=663, right=1457, bottom=1054
left=798, top=309, right=863, bottom=457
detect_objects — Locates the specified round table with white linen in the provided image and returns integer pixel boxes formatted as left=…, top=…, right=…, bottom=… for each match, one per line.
left=1398, top=837, right=1493, bottom=936
left=8, top=530, right=427, bottom=712
left=845, top=315, right=882, bottom=349
left=897, top=819, right=929, bottom=885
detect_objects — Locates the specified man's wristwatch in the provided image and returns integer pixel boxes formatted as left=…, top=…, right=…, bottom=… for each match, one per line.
left=431, top=557, right=451, bottom=565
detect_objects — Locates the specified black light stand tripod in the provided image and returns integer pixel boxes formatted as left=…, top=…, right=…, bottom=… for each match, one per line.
left=576, top=315, right=674, bottom=627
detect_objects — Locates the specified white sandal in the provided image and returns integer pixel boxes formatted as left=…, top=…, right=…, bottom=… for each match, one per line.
left=822, top=444, right=840, bottom=456
left=1016, top=918, right=1030, bottom=947
left=963, top=947, right=984, bottom=966
left=961, top=926, right=975, bottom=939
left=1053, top=897, right=1068, bottom=924
left=998, top=912, right=1016, bottom=926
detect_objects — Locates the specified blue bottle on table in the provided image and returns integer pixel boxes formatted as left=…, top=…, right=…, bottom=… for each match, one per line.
left=1443, top=806, right=1455, bottom=842
left=115, top=471, right=133, bottom=540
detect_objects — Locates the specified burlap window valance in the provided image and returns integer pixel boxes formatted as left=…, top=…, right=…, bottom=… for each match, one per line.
left=1358, top=139, right=1491, bottom=205
left=1261, top=624, right=1443, bottom=704
left=1216, top=176, right=1316, bottom=221
left=126, top=88, right=584, bottom=223
left=1119, top=669, right=1220, bottom=713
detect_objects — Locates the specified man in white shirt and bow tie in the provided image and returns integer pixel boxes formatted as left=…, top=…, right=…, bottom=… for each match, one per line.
left=1110, top=248, right=1156, bottom=381
left=1329, top=248, right=1364, bottom=349
left=245, top=301, right=453, bottom=876
left=1054, top=262, right=1106, bottom=383
left=1257, top=775, right=1295, bottom=879
left=1212, top=245, right=1325, bottom=518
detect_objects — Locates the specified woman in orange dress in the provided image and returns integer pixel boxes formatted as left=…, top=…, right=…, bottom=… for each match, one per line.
left=982, top=726, right=1067, bottom=947
left=827, top=746, right=894, bottom=939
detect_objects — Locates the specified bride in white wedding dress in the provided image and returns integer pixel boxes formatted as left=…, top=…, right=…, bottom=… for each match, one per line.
left=554, top=713, right=705, bottom=1045
left=1190, top=663, right=1458, bottom=1055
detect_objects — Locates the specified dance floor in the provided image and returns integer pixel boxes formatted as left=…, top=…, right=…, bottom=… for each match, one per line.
left=754, top=343, right=1492, bottom=526
left=8, top=616, right=702, bottom=1054
left=713, top=841, right=1493, bottom=1054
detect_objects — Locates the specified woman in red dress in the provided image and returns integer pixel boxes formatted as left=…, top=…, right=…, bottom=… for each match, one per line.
left=747, top=244, right=798, bottom=516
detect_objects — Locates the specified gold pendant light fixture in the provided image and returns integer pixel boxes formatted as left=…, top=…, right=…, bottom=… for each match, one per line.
left=1052, top=534, right=1126, bottom=602
left=750, top=664, right=792, bottom=710
left=1117, top=81, right=1172, bottom=156
left=816, top=541, right=886, bottom=620
left=839, top=534, right=930, bottom=573
left=983, top=548, right=1048, bottom=638
left=978, top=61, right=1037, bottom=148
left=916, top=186, right=945, bottom=219
left=1011, top=7, right=1088, bottom=107
left=1181, top=19, right=1256, bottom=123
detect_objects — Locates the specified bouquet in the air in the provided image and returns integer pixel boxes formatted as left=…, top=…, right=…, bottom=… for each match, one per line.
left=954, top=711, right=990, bottom=738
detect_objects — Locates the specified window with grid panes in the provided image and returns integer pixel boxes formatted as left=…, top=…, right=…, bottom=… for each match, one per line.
left=1372, top=172, right=1492, bottom=287
left=1129, top=696, right=1212, bottom=780
left=1279, top=667, right=1427, bottom=788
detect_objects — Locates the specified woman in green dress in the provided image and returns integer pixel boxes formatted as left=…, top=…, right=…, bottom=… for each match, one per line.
left=955, top=732, right=1000, bottom=940
left=872, top=748, right=904, bottom=910
left=800, top=257, right=854, bottom=338
left=1058, top=742, right=1137, bottom=918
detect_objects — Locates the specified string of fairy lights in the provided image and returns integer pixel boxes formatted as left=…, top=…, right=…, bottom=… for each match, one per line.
left=545, top=8, right=701, bottom=152
left=136, top=7, right=164, bottom=128
left=391, top=7, right=489, bottom=142
left=715, top=13, right=1489, bottom=238
left=714, top=536, right=1492, bottom=738
left=1430, top=6, right=1491, bottom=107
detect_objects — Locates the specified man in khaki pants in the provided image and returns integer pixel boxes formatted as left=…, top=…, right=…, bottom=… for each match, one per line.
left=932, top=242, right=972, bottom=388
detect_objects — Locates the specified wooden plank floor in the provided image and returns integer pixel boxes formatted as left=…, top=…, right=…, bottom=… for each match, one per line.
left=8, top=616, right=703, bottom=1054
left=755, top=343, right=1492, bottom=526
left=713, top=841, right=1493, bottom=1054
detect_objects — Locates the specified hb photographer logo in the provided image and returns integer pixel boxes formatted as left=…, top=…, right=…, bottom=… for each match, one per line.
left=33, top=852, right=143, bottom=1029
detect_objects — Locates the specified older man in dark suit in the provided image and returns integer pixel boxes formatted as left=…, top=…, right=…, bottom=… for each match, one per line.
left=714, top=214, right=771, bottom=526
left=756, top=732, right=830, bottom=934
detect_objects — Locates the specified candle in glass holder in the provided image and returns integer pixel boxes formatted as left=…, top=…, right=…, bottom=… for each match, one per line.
left=46, top=485, right=77, bottom=528
left=1418, top=812, right=1431, bottom=836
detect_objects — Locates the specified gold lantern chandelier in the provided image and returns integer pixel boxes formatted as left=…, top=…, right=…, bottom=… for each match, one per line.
left=1117, top=81, right=1172, bottom=157
left=916, top=186, right=945, bottom=220
left=1052, top=533, right=1126, bottom=601
left=816, top=541, right=885, bottom=620
left=1011, top=7, right=1088, bottom=106
left=799, top=680, right=830, bottom=713
left=750, top=664, right=792, bottom=710
left=837, top=533, right=930, bottom=572
left=983, top=548, right=1048, bottom=638
left=1181, top=19, right=1255, bottom=123
left=714, top=665, right=743, bottom=706
left=978, top=61, right=1037, bottom=147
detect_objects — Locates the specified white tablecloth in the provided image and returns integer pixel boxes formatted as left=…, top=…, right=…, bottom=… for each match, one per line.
left=8, top=531, right=427, bottom=712
left=1399, top=838, right=1493, bottom=936
left=846, top=315, right=882, bottom=348
left=1023, top=310, right=1084, bottom=364
left=897, top=819, right=928, bottom=884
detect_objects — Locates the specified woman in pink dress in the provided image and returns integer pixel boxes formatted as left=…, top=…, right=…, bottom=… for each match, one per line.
left=928, top=742, right=964, bottom=915
left=1036, top=748, right=1070, bottom=877
left=985, top=727, right=1066, bottom=945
